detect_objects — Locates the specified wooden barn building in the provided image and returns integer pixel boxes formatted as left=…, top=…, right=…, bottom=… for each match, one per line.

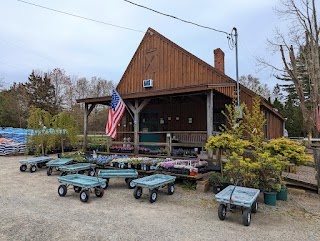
left=77, top=28, right=284, bottom=156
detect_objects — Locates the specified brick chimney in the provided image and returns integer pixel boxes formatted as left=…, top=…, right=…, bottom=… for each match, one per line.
left=214, top=48, right=225, bottom=73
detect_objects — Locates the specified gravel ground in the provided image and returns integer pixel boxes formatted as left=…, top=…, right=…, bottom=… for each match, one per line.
left=1, top=155, right=320, bottom=241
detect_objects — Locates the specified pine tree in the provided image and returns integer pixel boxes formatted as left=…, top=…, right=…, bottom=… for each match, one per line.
left=24, top=71, right=59, bottom=115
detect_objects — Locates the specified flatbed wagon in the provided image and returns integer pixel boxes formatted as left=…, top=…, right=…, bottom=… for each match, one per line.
left=46, top=158, right=74, bottom=176
left=19, top=156, right=53, bottom=173
left=132, top=174, right=176, bottom=203
left=58, top=163, right=96, bottom=176
left=57, top=174, right=106, bottom=202
left=98, top=169, right=139, bottom=189
left=215, top=185, right=260, bottom=226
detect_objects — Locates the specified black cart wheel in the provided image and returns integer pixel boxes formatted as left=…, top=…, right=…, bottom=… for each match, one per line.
left=95, top=188, right=104, bottom=197
left=251, top=201, right=258, bottom=213
left=125, top=178, right=129, bottom=183
left=127, top=179, right=136, bottom=189
left=101, top=179, right=109, bottom=190
left=20, top=164, right=27, bottom=172
left=30, top=165, right=37, bottom=173
left=218, top=204, right=227, bottom=220
left=134, top=187, right=142, bottom=199
left=58, top=185, right=67, bottom=197
left=88, top=168, right=95, bottom=176
left=74, top=186, right=82, bottom=193
left=80, top=190, right=89, bottom=202
left=149, top=189, right=158, bottom=203
left=47, top=167, right=53, bottom=176
left=61, top=172, right=67, bottom=176
left=167, top=183, right=175, bottom=195
left=242, top=209, right=251, bottom=226
left=37, top=163, right=43, bottom=168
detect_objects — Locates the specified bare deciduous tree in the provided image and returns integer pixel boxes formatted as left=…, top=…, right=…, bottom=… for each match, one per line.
left=239, top=75, right=271, bottom=100
left=259, top=0, right=319, bottom=136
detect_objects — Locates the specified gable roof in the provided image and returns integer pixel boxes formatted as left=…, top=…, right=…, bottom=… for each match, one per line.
left=76, top=27, right=283, bottom=121
left=116, top=27, right=235, bottom=97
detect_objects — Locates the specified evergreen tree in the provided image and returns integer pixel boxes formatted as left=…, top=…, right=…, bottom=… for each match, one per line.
left=24, top=71, right=58, bottom=115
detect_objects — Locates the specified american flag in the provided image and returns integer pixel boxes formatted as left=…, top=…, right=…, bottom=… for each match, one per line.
left=106, top=89, right=126, bottom=139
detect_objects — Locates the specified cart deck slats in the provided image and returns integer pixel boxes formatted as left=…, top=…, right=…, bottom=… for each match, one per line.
left=98, top=169, right=138, bottom=178
left=46, top=158, right=74, bottom=167
left=58, top=174, right=106, bottom=188
left=215, top=185, right=260, bottom=208
left=19, top=156, right=53, bottom=164
left=59, top=163, right=96, bottom=172
left=133, top=174, right=176, bottom=189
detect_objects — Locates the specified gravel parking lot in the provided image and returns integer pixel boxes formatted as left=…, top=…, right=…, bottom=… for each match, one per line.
left=1, top=155, right=320, bottom=241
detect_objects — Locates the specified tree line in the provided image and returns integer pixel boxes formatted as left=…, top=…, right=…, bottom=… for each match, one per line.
left=0, top=68, right=114, bottom=133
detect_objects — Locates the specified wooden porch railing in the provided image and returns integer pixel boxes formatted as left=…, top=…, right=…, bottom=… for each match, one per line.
left=84, top=131, right=209, bottom=158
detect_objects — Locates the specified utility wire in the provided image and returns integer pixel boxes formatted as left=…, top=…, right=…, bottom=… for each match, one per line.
left=123, top=0, right=230, bottom=36
left=17, top=0, right=144, bottom=33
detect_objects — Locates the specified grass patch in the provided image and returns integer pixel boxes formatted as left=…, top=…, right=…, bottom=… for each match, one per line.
left=181, top=180, right=197, bottom=190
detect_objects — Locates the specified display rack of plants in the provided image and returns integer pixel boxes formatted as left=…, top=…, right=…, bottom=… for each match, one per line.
left=141, top=164, right=150, bottom=171
left=110, top=161, right=118, bottom=167
left=171, top=149, right=184, bottom=157
left=179, top=169, right=190, bottom=175
left=198, top=166, right=208, bottom=174
left=139, top=147, right=151, bottom=154
left=206, top=165, right=222, bottom=171
left=109, top=147, right=120, bottom=153
left=109, top=145, right=134, bottom=153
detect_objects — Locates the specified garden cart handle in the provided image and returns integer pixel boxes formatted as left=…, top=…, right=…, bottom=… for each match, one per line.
left=229, top=178, right=242, bottom=205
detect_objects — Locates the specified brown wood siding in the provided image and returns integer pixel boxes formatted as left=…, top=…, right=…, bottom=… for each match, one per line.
left=268, top=112, right=283, bottom=139
left=144, top=101, right=207, bottom=132
left=115, top=111, right=134, bottom=141
left=116, top=28, right=233, bottom=96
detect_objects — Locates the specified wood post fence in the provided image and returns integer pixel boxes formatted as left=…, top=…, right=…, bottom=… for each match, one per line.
left=312, top=148, right=320, bottom=194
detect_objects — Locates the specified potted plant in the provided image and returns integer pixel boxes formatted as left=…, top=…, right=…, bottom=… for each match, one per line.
left=189, top=167, right=198, bottom=176
left=257, top=152, right=284, bottom=206
left=276, top=182, right=288, bottom=201
left=208, top=172, right=229, bottom=194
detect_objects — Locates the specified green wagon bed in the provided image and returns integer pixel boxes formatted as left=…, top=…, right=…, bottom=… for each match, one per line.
left=57, top=174, right=106, bottom=202
left=19, top=156, right=53, bottom=173
left=59, top=163, right=96, bottom=176
left=98, top=169, right=139, bottom=189
left=132, top=174, right=176, bottom=203
left=46, top=158, right=74, bottom=176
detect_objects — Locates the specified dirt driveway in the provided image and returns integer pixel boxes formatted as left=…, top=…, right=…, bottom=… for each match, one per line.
left=1, top=155, right=320, bottom=241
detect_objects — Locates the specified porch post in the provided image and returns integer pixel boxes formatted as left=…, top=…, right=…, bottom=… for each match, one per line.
left=83, top=103, right=96, bottom=151
left=134, top=100, right=140, bottom=155
left=127, top=99, right=150, bottom=155
left=83, top=103, right=88, bottom=151
left=207, top=90, right=214, bottom=158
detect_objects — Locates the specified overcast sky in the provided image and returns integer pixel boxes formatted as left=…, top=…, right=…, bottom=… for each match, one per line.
left=0, top=0, right=287, bottom=90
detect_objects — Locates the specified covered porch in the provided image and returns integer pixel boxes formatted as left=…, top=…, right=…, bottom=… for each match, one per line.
left=77, top=86, right=234, bottom=158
